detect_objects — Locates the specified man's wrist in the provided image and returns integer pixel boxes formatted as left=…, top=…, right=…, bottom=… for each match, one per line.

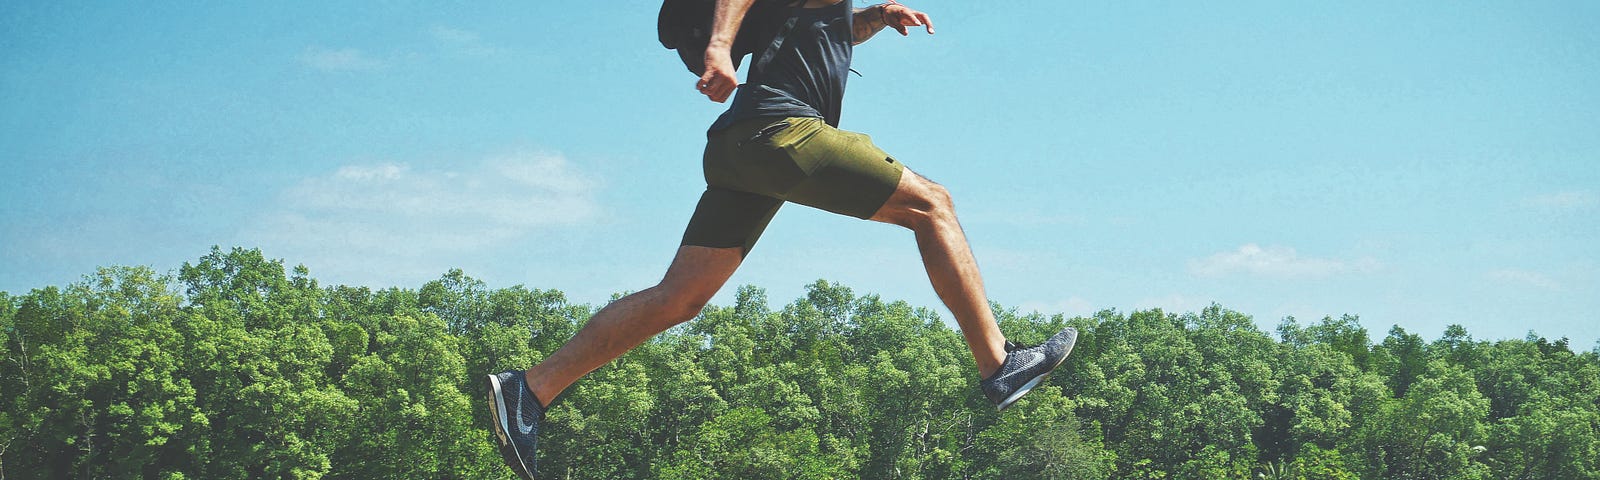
left=879, top=1, right=901, bottom=24
left=704, top=42, right=734, bottom=65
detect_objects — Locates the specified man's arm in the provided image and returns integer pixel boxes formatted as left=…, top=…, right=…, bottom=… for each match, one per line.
left=852, top=2, right=934, bottom=45
left=699, top=0, right=758, bottom=103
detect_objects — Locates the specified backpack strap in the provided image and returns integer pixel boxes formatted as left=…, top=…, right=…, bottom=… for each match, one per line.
left=753, top=15, right=799, bottom=73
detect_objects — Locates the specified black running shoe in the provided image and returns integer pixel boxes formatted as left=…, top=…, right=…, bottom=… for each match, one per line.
left=980, top=327, right=1078, bottom=411
left=486, top=370, right=544, bottom=480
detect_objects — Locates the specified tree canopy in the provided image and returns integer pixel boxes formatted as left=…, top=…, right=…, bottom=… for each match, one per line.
left=3, top=247, right=1597, bottom=479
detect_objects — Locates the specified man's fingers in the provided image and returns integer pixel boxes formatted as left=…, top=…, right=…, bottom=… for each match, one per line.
left=696, top=67, right=739, bottom=102
left=887, top=9, right=935, bottom=36
left=705, top=77, right=733, bottom=103
left=696, top=71, right=716, bottom=94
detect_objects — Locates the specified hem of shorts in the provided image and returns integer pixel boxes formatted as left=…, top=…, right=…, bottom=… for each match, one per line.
left=848, top=162, right=905, bottom=220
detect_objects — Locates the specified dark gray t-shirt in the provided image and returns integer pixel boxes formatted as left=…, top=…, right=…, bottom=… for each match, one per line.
left=709, top=0, right=854, bottom=131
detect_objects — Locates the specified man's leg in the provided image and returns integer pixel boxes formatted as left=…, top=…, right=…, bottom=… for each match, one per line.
left=868, top=170, right=1007, bottom=378
left=718, top=117, right=1072, bottom=409
left=523, top=245, right=744, bottom=406
left=486, top=245, right=743, bottom=478
left=757, top=119, right=1009, bottom=379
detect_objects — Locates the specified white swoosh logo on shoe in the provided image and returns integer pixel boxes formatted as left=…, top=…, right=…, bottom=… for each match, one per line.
left=995, top=351, right=1045, bottom=384
left=516, top=389, right=535, bottom=435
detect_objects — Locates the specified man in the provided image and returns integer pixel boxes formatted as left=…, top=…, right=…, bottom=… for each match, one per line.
left=486, top=1, right=1077, bottom=478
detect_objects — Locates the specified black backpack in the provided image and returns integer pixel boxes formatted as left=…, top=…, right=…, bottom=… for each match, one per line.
left=658, top=0, right=797, bottom=76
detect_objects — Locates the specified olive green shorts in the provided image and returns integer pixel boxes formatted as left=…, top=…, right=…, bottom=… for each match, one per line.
left=681, top=116, right=906, bottom=255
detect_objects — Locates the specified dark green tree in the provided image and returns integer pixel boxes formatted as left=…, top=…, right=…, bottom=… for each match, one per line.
left=6, top=248, right=1600, bottom=479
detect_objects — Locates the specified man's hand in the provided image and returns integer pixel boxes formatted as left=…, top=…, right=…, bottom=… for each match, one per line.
left=697, top=0, right=754, bottom=103
left=883, top=4, right=933, bottom=36
left=697, top=47, right=740, bottom=103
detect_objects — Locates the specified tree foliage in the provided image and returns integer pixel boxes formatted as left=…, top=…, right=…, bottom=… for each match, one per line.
left=3, top=248, right=1598, bottom=478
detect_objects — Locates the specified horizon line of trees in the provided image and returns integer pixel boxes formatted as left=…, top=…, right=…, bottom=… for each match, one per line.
left=2, top=247, right=1597, bottom=479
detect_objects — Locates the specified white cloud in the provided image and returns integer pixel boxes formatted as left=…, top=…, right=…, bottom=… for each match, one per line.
left=1486, top=269, right=1562, bottom=291
left=240, top=152, right=600, bottom=282
left=1017, top=296, right=1096, bottom=318
left=430, top=26, right=503, bottom=57
left=297, top=28, right=502, bottom=73
left=1133, top=294, right=1212, bottom=314
left=1188, top=243, right=1378, bottom=279
left=298, top=47, right=386, bottom=71
left=333, top=164, right=406, bottom=181
left=1522, top=191, right=1597, bottom=210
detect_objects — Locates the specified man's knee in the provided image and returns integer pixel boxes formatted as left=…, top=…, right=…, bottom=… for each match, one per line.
left=652, top=282, right=716, bottom=323
left=923, top=180, right=955, bottom=215
left=648, top=245, right=740, bottom=324
left=898, top=174, right=957, bottom=227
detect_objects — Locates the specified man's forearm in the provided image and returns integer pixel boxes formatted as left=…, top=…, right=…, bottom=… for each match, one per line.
left=710, top=0, right=760, bottom=51
left=852, top=5, right=891, bottom=45
left=699, top=0, right=755, bottom=102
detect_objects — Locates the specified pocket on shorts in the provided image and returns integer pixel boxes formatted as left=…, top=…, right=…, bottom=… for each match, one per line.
left=769, top=118, right=830, bottom=175
left=732, top=118, right=819, bottom=196
left=739, top=119, right=792, bottom=148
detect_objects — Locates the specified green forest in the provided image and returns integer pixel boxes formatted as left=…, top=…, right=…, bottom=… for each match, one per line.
left=2, top=247, right=1597, bottom=479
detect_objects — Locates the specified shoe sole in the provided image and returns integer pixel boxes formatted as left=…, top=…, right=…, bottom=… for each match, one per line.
left=995, top=334, right=1077, bottom=411
left=485, top=374, right=537, bottom=480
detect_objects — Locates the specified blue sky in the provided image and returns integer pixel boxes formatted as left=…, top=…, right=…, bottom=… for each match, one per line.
left=3, top=1, right=1596, bottom=345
